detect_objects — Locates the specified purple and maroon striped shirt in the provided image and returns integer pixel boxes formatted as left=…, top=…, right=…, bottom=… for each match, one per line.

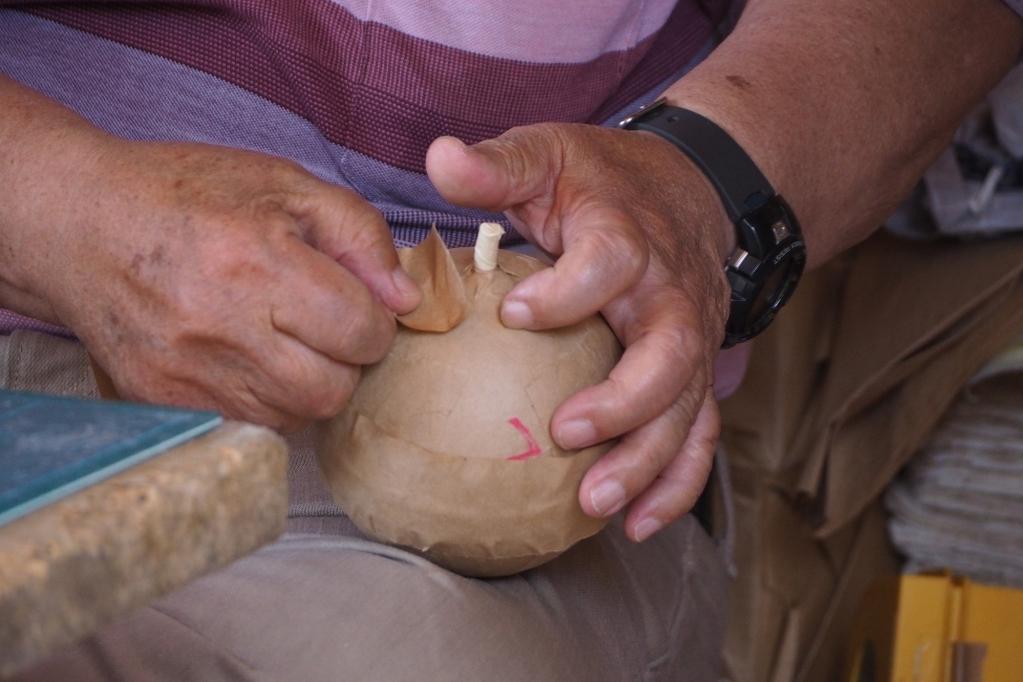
left=0, top=1, right=755, bottom=396
left=0, top=0, right=729, bottom=336
left=0, top=0, right=728, bottom=240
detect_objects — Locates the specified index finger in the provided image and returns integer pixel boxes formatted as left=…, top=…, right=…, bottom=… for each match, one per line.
left=269, top=230, right=396, bottom=366
left=550, top=312, right=700, bottom=450
left=283, top=181, right=421, bottom=315
left=500, top=205, right=648, bottom=330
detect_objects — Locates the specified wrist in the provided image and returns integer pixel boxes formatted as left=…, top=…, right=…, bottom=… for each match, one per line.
left=657, top=78, right=806, bottom=256
left=634, top=130, right=737, bottom=264
left=0, top=125, right=116, bottom=322
left=619, top=99, right=806, bottom=346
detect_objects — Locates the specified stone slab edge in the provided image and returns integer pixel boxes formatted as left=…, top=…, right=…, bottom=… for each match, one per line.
left=0, top=422, right=288, bottom=676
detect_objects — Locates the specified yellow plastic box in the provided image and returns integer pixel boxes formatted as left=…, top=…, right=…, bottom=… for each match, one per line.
left=846, top=573, right=1023, bottom=682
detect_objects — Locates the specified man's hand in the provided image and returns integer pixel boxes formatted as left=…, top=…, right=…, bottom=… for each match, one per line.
left=29, top=140, right=420, bottom=430
left=426, top=124, right=734, bottom=542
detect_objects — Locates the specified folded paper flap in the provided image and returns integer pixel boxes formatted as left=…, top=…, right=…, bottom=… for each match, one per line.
left=397, top=227, right=469, bottom=332
left=835, top=285, right=1015, bottom=424
left=460, top=251, right=529, bottom=312
left=494, top=252, right=541, bottom=280
left=397, top=230, right=554, bottom=334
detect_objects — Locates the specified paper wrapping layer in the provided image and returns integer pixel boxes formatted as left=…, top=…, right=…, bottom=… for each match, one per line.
left=359, top=248, right=621, bottom=461
left=321, top=246, right=622, bottom=577
left=321, top=410, right=610, bottom=576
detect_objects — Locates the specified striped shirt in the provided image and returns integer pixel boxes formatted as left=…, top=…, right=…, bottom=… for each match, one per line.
left=0, top=0, right=729, bottom=336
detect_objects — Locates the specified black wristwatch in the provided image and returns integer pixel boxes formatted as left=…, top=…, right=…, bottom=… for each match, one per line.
left=619, top=97, right=806, bottom=348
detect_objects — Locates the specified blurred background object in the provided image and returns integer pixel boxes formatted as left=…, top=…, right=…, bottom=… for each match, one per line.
left=889, top=64, right=1023, bottom=239
left=886, top=336, right=1023, bottom=589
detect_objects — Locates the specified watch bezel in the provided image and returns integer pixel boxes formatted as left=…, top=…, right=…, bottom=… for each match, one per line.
left=723, top=196, right=806, bottom=348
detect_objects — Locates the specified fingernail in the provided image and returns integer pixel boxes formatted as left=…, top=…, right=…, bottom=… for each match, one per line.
left=501, top=300, right=533, bottom=328
left=391, top=267, right=421, bottom=301
left=437, top=134, right=467, bottom=150
left=634, top=517, right=663, bottom=542
left=556, top=418, right=596, bottom=449
left=590, top=480, right=627, bottom=517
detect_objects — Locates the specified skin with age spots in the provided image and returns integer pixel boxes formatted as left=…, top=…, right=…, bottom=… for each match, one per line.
left=726, top=74, right=752, bottom=90
left=0, top=86, right=422, bottom=431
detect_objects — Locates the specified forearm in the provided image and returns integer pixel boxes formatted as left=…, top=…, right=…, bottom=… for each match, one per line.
left=664, top=0, right=1023, bottom=267
left=0, top=74, right=111, bottom=322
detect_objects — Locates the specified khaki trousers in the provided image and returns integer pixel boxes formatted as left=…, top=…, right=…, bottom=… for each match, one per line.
left=3, top=330, right=729, bottom=682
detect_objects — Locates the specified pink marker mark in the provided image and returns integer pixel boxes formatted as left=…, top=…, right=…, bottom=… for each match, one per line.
left=505, top=417, right=542, bottom=461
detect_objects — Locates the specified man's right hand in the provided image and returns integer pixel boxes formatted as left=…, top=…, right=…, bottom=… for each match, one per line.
left=20, top=138, right=419, bottom=430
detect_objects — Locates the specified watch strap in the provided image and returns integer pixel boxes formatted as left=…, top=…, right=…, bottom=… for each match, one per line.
left=620, top=99, right=772, bottom=222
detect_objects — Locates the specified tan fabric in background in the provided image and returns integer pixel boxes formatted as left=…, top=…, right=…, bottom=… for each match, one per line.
left=719, top=231, right=1023, bottom=682
left=3, top=330, right=730, bottom=682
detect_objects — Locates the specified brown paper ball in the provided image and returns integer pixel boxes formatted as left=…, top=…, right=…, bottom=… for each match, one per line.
left=319, top=248, right=622, bottom=577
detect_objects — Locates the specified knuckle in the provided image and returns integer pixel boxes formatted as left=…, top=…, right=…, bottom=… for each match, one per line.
left=633, top=443, right=670, bottom=481
left=329, top=184, right=374, bottom=214
left=511, top=122, right=574, bottom=159
left=200, top=222, right=268, bottom=278
left=308, top=367, right=359, bottom=419
left=489, top=138, right=534, bottom=189
left=605, top=352, right=679, bottom=415
left=614, top=416, right=687, bottom=486
left=219, top=380, right=288, bottom=429
left=665, top=454, right=714, bottom=500
left=645, top=310, right=703, bottom=366
left=334, top=298, right=395, bottom=364
left=490, top=124, right=563, bottom=181
left=267, top=156, right=314, bottom=185
left=672, top=391, right=706, bottom=434
left=344, top=208, right=391, bottom=250
left=645, top=326, right=687, bottom=364
left=671, top=327, right=704, bottom=369
left=613, top=226, right=649, bottom=274
left=654, top=470, right=704, bottom=510
left=265, top=352, right=339, bottom=420
left=620, top=450, right=675, bottom=500
left=581, top=219, right=648, bottom=288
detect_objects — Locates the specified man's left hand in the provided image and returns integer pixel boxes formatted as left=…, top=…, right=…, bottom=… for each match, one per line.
left=426, top=122, right=735, bottom=542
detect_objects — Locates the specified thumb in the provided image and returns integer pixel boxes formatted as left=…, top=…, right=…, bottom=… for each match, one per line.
left=425, top=130, right=561, bottom=211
